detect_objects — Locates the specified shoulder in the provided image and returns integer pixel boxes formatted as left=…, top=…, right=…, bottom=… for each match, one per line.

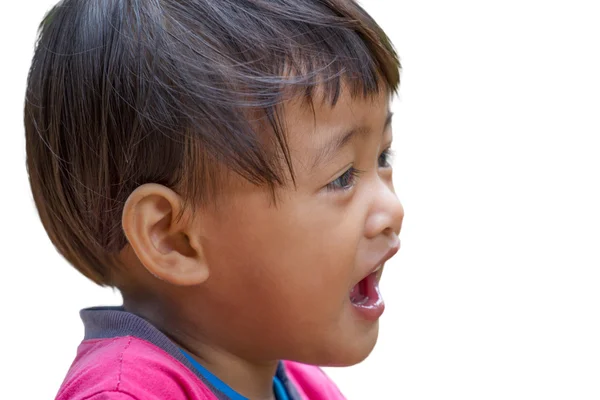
left=56, top=336, right=218, bottom=400
left=283, top=361, right=347, bottom=400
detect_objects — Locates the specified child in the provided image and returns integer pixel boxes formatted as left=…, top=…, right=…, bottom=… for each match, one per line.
left=24, top=0, right=403, bottom=399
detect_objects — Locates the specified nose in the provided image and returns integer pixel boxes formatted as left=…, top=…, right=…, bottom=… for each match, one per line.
left=364, top=176, right=404, bottom=239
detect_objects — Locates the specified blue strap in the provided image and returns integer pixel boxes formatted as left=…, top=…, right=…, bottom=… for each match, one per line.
left=180, top=349, right=290, bottom=400
left=273, top=375, right=290, bottom=400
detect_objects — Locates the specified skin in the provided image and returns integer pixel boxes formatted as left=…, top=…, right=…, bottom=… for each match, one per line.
left=118, top=85, right=404, bottom=400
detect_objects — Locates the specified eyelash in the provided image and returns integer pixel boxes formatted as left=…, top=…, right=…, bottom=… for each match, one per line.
left=378, top=147, right=394, bottom=168
left=325, top=167, right=363, bottom=192
left=326, top=147, right=394, bottom=192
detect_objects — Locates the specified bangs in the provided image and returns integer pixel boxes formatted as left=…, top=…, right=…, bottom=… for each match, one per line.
left=158, top=0, right=401, bottom=191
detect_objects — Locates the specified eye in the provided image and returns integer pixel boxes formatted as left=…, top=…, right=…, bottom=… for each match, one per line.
left=378, top=148, right=394, bottom=168
left=325, top=167, right=362, bottom=192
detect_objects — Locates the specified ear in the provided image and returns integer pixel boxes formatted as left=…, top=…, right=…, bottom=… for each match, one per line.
left=121, top=183, right=208, bottom=286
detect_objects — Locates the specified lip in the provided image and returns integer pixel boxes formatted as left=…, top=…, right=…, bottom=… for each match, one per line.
left=363, top=238, right=401, bottom=280
left=349, top=237, right=401, bottom=321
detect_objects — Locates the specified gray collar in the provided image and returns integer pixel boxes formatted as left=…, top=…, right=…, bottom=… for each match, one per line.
left=81, top=306, right=302, bottom=400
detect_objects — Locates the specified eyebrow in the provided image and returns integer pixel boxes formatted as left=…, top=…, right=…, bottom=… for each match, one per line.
left=311, top=111, right=394, bottom=169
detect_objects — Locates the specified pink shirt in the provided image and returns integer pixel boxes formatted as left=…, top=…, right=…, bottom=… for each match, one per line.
left=56, top=307, right=346, bottom=400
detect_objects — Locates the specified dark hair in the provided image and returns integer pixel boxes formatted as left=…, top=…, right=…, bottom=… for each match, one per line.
left=24, top=0, right=401, bottom=286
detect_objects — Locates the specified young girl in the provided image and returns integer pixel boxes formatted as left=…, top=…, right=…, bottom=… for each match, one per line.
left=25, top=0, right=403, bottom=399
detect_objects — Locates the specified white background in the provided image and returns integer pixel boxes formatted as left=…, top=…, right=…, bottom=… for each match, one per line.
left=1, top=0, right=599, bottom=399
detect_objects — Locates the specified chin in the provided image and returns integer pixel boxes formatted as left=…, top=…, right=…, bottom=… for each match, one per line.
left=300, top=321, right=380, bottom=367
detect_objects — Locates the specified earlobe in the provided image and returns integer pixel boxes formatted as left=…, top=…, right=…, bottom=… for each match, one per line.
left=122, top=183, right=209, bottom=286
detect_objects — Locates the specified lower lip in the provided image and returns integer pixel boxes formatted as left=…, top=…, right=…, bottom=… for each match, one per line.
left=350, top=272, right=385, bottom=321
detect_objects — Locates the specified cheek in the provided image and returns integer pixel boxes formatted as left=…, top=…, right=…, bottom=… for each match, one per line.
left=201, top=195, right=360, bottom=319
left=194, top=191, right=374, bottom=364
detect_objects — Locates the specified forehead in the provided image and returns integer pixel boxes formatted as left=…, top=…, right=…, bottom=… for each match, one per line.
left=282, top=84, right=391, bottom=153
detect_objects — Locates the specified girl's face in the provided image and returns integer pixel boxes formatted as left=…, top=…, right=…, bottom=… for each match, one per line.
left=186, top=87, right=403, bottom=366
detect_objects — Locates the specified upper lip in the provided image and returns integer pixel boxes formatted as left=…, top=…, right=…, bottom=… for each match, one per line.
left=364, top=239, right=401, bottom=278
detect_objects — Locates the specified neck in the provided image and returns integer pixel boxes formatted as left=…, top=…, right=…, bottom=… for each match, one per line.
left=123, top=297, right=279, bottom=400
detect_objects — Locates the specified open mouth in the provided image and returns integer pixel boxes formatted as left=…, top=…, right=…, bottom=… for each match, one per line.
left=349, top=241, right=399, bottom=320
left=349, top=266, right=382, bottom=307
